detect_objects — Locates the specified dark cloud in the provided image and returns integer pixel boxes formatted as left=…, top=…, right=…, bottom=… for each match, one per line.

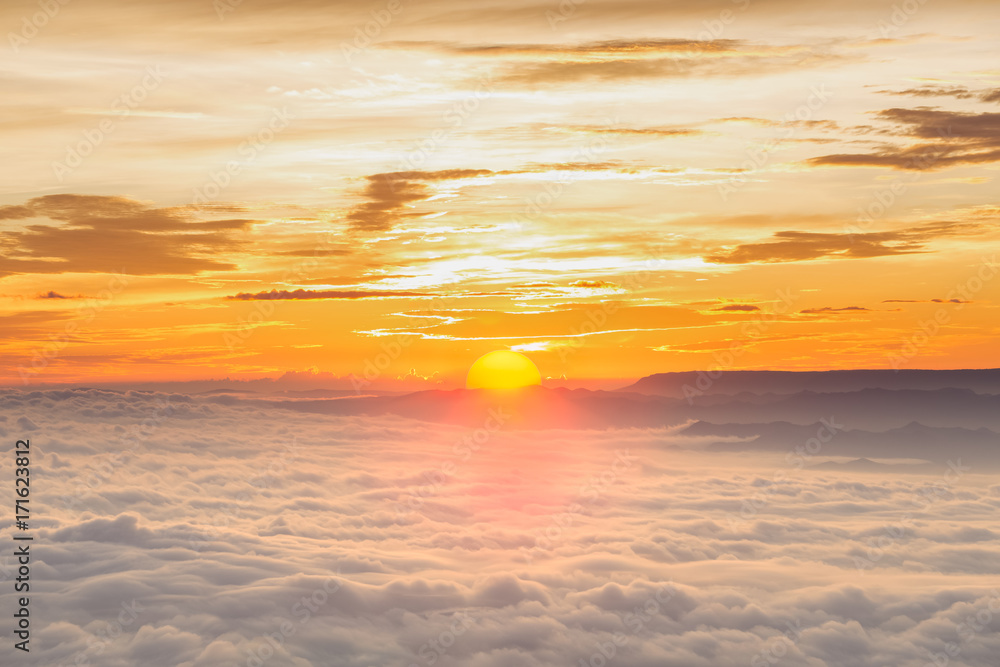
left=0, top=205, right=34, bottom=220
left=227, top=288, right=427, bottom=300
left=0, top=195, right=254, bottom=277
left=563, top=124, right=704, bottom=137
left=808, top=108, right=1000, bottom=170
left=800, top=306, right=871, bottom=314
left=883, top=85, right=1000, bottom=104
left=345, top=169, right=493, bottom=232
left=37, top=290, right=72, bottom=299
left=713, top=304, right=761, bottom=312
left=704, top=220, right=988, bottom=264
left=881, top=108, right=1000, bottom=141
left=883, top=298, right=970, bottom=304
left=390, top=38, right=748, bottom=58
left=345, top=163, right=649, bottom=232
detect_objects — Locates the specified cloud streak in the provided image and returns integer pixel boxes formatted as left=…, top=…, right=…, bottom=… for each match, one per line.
left=227, top=289, right=429, bottom=300
left=703, top=219, right=990, bottom=264
left=808, top=109, right=1000, bottom=170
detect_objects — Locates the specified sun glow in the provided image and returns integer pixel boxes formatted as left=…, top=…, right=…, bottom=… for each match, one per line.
left=465, top=350, right=542, bottom=390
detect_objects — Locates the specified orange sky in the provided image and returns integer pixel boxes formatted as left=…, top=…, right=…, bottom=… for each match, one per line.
left=2, top=0, right=999, bottom=388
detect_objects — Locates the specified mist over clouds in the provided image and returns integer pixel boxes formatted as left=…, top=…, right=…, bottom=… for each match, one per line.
left=2, top=384, right=999, bottom=666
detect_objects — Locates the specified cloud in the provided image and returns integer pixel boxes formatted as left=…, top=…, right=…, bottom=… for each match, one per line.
left=397, top=38, right=750, bottom=58
left=0, top=309, right=74, bottom=340
left=226, top=288, right=429, bottom=300
left=703, top=220, right=988, bottom=264
left=882, top=85, right=1000, bottom=104
left=4, top=387, right=1000, bottom=667
left=497, top=51, right=835, bottom=86
left=37, top=290, right=72, bottom=299
left=883, top=298, right=971, bottom=304
left=0, top=204, right=33, bottom=219
left=344, top=163, right=667, bottom=232
left=704, top=229, right=923, bottom=263
left=562, top=124, right=703, bottom=138
left=713, top=304, right=761, bottom=312
left=713, top=117, right=841, bottom=131
left=390, top=39, right=845, bottom=86
left=807, top=108, right=1000, bottom=170
left=0, top=195, right=254, bottom=277
left=345, top=169, right=494, bottom=232
left=800, top=306, right=872, bottom=314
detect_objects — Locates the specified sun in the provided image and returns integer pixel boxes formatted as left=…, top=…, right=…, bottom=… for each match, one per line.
left=466, top=350, right=542, bottom=390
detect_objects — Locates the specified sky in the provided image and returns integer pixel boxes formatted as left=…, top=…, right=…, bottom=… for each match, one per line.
left=2, top=0, right=999, bottom=388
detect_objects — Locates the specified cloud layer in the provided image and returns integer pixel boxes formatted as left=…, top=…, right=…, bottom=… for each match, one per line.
left=3, top=388, right=999, bottom=666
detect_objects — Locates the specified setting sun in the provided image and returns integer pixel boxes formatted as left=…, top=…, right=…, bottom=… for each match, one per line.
left=466, top=350, right=542, bottom=390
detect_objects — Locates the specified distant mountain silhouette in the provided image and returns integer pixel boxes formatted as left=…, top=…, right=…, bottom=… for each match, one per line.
left=620, top=369, right=1000, bottom=397
left=687, top=387, right=1000, bottom=430
left=809, top=458, right=938, bottom=473
left=256, top=369, right=1000, bottom=466
left=689, top=419, right=1000, bottom=465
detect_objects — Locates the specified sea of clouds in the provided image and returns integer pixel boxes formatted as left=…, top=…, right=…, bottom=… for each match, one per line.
left=1, top=388, right=998, bottom=667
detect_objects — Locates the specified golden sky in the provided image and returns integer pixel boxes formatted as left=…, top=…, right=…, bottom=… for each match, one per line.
left=2, top=0, right=999, bottom=387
